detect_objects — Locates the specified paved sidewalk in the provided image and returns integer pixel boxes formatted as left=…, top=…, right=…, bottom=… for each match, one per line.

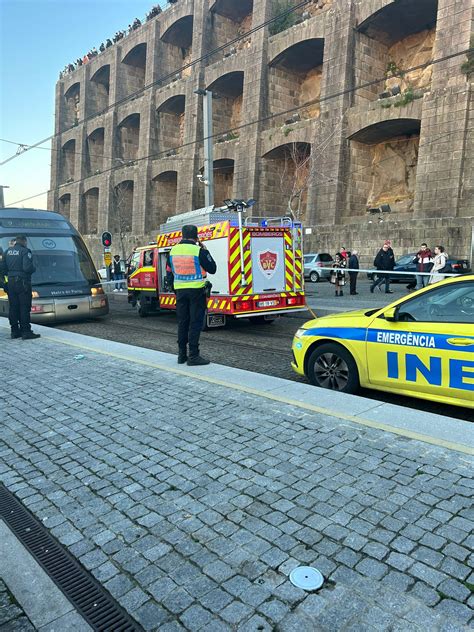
left=0, top=323, right=473, bottom=631
left=0, top=578, right=35, bottom=631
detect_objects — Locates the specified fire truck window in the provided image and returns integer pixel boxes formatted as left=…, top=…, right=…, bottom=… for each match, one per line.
left=128, top=251, right=140, bottom=274
left=144, top=250, right=154, bottom=266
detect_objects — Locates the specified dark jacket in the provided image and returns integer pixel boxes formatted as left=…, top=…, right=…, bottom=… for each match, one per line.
left=348, top=254, right=359, bottom=271
left=374, top=248, right=395, bottom=271
left=3, top=243, right=36, bottom=280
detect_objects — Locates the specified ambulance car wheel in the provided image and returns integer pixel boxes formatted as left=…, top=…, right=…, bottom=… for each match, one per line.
left=307, top=343, right=359, bottom=394
left=309, top=271, right=320, bottom=283
left=137, top=298, right=148, bottom=318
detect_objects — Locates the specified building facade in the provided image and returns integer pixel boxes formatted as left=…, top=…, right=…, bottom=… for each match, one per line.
left=48, top=0, right=473, bottom=266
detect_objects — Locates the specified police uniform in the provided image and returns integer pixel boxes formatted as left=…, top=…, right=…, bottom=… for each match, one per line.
left=2, top=240, right=39, bottom=339
left=169, top=238, right=216, bottom=365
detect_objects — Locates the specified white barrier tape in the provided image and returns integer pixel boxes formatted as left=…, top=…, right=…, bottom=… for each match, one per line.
left=313, top=267, right=462, bottom=277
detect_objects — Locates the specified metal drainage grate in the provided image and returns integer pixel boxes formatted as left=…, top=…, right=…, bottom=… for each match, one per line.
left=0, top=484, right=143, bottom=632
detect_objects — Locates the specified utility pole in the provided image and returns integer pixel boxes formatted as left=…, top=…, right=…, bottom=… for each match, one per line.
left=194, top=89, right=214, bottom=207
left=0, top=185, right=10, bottom=207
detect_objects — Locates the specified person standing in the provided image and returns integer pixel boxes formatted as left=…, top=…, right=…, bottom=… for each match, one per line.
left=330, top=253, right=346, bottom=297
left=428, top=245, right=448, bottom=284
left=413, top=243, right=433, bottom=290
left=169, top=225, right=216, bottom=366
left=1, top=235, right=40, bottom=339
left=348, top=250, right=359, bottom=295
left=370, top=240, right=395, bottom=294
left=112, top=254, right=124, bottom=291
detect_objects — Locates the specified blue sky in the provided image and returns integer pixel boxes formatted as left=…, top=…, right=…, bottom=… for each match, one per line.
left=0, top=0, right=164, bottom=209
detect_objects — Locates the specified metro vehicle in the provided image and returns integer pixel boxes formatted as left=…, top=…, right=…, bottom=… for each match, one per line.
left=127, top=203, right=306, bottom=326
left=0, top=208, right=108, bottom=323
left=292, top=275, right=474, bottom=409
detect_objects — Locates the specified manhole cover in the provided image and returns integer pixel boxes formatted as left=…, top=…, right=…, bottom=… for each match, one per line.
left=289, top=566, right=324, bottom=591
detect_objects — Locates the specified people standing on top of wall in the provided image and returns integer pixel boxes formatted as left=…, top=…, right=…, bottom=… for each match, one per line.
left=370, top=240, right=395, bottom=294
left=330, top=253, right=346, bottom=297
left=348, top=249, right=359, bottom=295
left=429, top=246, right=448, bottom=284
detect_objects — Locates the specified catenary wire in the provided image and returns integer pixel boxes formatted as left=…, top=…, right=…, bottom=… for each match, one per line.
left=5, top=47, right=472, bottom=207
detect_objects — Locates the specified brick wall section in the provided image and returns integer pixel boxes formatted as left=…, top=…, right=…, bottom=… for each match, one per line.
left=48, top=0, right=474, bottom=267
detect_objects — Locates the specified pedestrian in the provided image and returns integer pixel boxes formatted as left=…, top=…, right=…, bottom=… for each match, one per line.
left=330, top=252, right=346, bottom=297
left=413, top=242, right=433, bottom=290
left=169, top=225, right=217, bottom=365
left=340, top=246, right=348, bottom=260
left=348, top=249, right=359, bottom=295
left=0, top=235, right=40, bottom=339
left=428, top=245, right=448, bottom=284
left=370, top=240, right=395, bottom=294
left=112, top=254, right=124, bottom=291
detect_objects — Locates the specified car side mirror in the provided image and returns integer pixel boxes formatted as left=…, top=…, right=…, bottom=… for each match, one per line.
left=384, top=307, right=398, bottom=322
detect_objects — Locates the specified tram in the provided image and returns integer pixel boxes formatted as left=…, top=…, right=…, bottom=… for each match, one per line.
left=0, top=208, right=108, bottom=323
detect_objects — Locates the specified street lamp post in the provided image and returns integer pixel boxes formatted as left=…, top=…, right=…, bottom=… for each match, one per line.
left=194, top=89, right=214, bottom=207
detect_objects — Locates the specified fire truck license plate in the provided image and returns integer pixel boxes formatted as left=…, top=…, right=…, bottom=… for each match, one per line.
left=207, top=314, right=226, bottom=327
left=257, top=300, right=279, bottom=307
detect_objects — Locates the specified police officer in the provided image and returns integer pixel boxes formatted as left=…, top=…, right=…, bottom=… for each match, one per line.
left=2, top=235, right=40, bottom=340
left=169, top=224, right=216, bottom=365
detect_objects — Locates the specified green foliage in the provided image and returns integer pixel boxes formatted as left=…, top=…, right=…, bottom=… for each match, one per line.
left=283, top=126, right=293, bottom=136
left=460, top=37, right=474, bottom=78
left=385, top=61, right=400, bottom=77
left=381, top=102, right=392, bottom=109
left=269, top=0, right=297, bottom=36
left=393, top=87, right=421, bottom=108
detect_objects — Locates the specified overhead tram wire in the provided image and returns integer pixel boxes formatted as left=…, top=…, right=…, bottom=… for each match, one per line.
left=0, top=0, right=313, bottom=168
left=5, top=47, right=472, bottom=208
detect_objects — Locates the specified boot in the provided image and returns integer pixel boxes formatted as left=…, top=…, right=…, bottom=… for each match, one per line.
left=187, top=355, right=210, bottom=366
left=340, top=290, right=343, bottom=296
left=11, top=327, right=21, bottom=339
left=21, top=331, right=41, bottom=340
left=177, top=348, right=188, bottom=364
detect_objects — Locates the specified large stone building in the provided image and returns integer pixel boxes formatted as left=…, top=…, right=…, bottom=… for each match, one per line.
left=48, top=0, right=473, bottom=265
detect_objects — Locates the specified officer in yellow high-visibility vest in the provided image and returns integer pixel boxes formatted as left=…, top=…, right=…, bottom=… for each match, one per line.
left=169, top=224, right=217, bottom=365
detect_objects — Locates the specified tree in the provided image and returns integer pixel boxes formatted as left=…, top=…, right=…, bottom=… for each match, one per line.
left=112, top=182, right=133, bottom=261
left=277, top=142, right=313, bottom=220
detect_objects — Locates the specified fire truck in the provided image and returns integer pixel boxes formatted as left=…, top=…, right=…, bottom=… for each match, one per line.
left=127, top=201, right=306, bottom=327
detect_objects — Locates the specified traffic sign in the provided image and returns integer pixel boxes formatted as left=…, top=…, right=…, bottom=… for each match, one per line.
left=104, top=252, right=112, bottom=266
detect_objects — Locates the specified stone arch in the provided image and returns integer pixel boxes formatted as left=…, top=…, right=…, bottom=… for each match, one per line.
left=86, top=127, right=105, bottom=176
left=260, top=142, right=312, bottom=222
left=112, top=180, right=134, bottom=234
left=80, top=188, right=99, bottom=234
left=60, top=139, right=76, bottom=184
left=62, top=82, right=80, bottom=130
left=347, top=119, right=421, bottom=217
left=354, top=0, right=438, bottom=103
left=121, top=43, right=147, bottom=98
left=58, top=194, right=71, bottom=219
left=149, top=171, right=178, bottom=230
left=88, top=65, right=110, bottom=115
left=116, top=113, right=140, bottom=161
left=156, top=95, right=186, bottom=155
left=209, top=0, right=253, bottom=62
left=160, top=15, right=193, bottom=81
left=207, top=72, right=244, bottom=138
left=268, top=39, right=324, bottom=127
left=213, top=159, right=235, bottom=205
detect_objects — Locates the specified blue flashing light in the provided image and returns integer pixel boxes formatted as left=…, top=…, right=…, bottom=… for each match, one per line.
left=261, top=220, right=268, bottom=227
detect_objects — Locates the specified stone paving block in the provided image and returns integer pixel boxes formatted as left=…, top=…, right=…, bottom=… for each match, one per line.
left=221, top=600, right=254, bottom=625
left=161, top=588, right=194, bottom=615
left=257, top=599, right=290, bottom=624
left=199, top=588, right=233, bottom=613
left=355, top=558, right=389, bottom=580
left=410, top=562, right=447, bottom=588
left=410, top=581, right=441, bottom=607
left=434, top=599, right=473, bottom=625
left=438, top=578, right=471, bottom=602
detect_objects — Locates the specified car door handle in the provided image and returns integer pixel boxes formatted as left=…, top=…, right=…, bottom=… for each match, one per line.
left=447, top=338, right=474, bottom=346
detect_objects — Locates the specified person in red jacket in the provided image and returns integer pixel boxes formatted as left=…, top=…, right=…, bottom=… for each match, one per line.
left=413, top=243, right=433, bottom=290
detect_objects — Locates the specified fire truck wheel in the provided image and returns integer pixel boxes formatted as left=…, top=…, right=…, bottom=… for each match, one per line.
left=137, top=298, right=148, bottom=318
left=307, top=343, right=359, bottom=394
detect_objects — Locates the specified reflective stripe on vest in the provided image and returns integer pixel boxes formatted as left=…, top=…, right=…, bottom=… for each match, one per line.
left=169, top=243, right=206, bottom=289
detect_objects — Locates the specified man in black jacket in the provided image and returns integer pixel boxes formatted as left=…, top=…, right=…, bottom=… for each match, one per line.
left=348, top=250, right=359, bottom=295
left=1, top=235, right=40, bottom=339
left=370, top=240, right=395, bottom=294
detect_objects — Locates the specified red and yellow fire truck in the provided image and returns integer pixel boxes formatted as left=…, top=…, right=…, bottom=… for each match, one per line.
left=127, top=202, right=305, bottom=327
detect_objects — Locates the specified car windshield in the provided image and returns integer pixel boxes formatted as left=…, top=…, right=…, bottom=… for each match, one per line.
left=0, top=234, right=99, bottom=286
left=304, top=255, right=315, bottom=264
left=396, top=254, right=414, bottom=266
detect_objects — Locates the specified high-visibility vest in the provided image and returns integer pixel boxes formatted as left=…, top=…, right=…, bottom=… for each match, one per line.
left=169, top=242, right=207, bottom=290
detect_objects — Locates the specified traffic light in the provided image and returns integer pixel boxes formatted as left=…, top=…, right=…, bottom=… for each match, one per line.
left=101, top=231, right=112, bottom=248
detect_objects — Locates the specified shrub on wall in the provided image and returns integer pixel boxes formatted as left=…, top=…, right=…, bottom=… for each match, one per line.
left=269, top=0, right=297, bottom=36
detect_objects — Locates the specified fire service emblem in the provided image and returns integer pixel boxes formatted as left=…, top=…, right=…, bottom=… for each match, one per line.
left=258, top=250, right=278, bottom=279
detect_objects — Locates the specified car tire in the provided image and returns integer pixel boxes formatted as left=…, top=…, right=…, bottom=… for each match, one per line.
left=309, top=271, right=320, bottom=283
left=307, top=343, right=359, bottom=394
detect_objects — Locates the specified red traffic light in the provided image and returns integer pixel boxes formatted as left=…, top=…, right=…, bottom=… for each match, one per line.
left=101, top=231, right=112, bottom=247
left=104, top=238, right=111, bottom=246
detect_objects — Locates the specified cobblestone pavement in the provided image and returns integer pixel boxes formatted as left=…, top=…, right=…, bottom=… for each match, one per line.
left=0, top=578, right=35, bottom=631
left=0, top=336, right=473, bottom=631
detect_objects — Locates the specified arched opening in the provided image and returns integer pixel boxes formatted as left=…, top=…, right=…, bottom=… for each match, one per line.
left=112, top=181, right=134, bottom=235
left=347, top=119, right=421, bottom=217
left=160, top=16, right=193, bottom=81
left=261, top=143, right=312, bottom=222
left=58, top=194, right=71, bottom=219
left=86, top=128, right=105, bottom=176
left=62, top=83, right=80, bottom=130
left=121, top=44, right=147, bottom=98
left=268, top=39, right=324, bottom=127
left=89, top=65, right=110, bottom=115
left=209, top=0, right=253, bottom=62
left=213, top=159, right=234, bottom=205
left=156, top=95, right=186, bottom=154
left=355, top=0, right=438, bottom=104
left=81, top=188, right=99, bottom=234
left=60, top=139, right=76, bottom=184
left=207, top=72, right=244, bottom=139
left=150, top=171, right=178, bottom=230
left=116, top=113, right=140, bottom=162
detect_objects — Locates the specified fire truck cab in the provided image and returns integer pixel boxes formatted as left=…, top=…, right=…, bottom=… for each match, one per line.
left=127, top=202, right=306, bottom=326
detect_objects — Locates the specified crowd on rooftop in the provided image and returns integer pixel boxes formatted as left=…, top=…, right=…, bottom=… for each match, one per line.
left=59, top=4, right=166, bottom=78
